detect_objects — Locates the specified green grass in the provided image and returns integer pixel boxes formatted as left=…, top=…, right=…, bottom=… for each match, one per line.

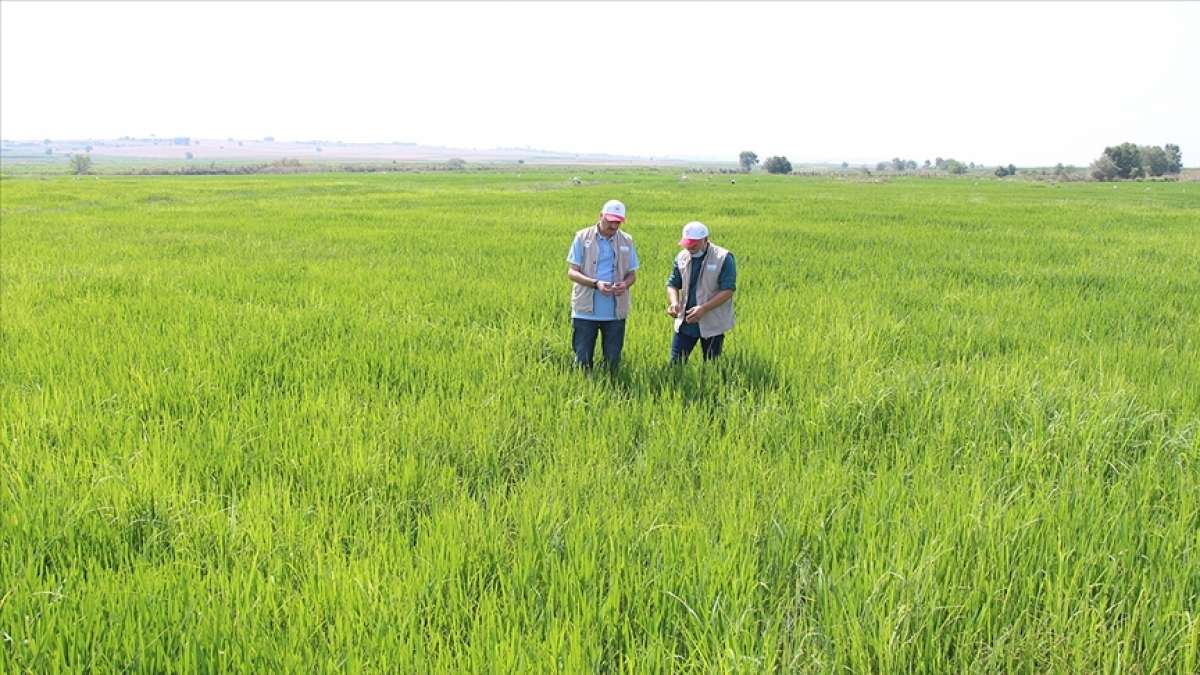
left=2, top=170, right=1198, bottom=672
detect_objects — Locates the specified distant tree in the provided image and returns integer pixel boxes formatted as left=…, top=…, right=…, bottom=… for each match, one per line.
left=45, top=147, right=53, bottom=156
left=185, top=151, right=194, bottom=160
left=876, top=161, right=889, bottom=172
left=905, top=159, right=918, bottom=171
left=69, top=153, right=92, bottom=174
left=944, top=159, right=967, bottom=174
left=995, top=166, right=1010, bottom=177
left=738, top=151, right=759, bottom=172
left=446, top=157, right=466, bottom=170
left=1090, top=154, right=1119, bottom=181
left=934, top=157, right=946, bottom=170
left=1164, top=143, right=1183, bottom=173
left=923, top=159, right=931, bottom=169
left=1053, top=163, right=1068, bottom=178
left=968, top=162, right=976, bottom=170
left=891, top=157, right=905, bottom=172
left=1140, top=145, right=1170, bottom=177
left=841, top=161, right=849, bottom=170
left=1007, top=164, right=1017, bottom=176
left=1101, top=143, right=1143, bottom=179
left=763, top=156, right=792, bottom=174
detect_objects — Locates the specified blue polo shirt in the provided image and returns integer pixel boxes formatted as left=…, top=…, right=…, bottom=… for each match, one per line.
left=567, top=232, right=640, bottom=320
left=667, top=248, right=736, bottom=337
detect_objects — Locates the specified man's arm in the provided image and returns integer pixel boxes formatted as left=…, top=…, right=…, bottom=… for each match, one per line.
left=665, top=263, right=683, bottom=317
left=566, top=264, right=614, bottom=293
left=567, top=264, right=596, bottom=288
left=666, top=285, right=683, bottom=317
left=566, top=236, right=606, bottom=292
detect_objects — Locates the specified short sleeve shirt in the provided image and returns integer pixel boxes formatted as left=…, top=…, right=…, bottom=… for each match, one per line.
left=568, top=231, right=640, bottom=320
left=666, top=249, right=736, bottom=336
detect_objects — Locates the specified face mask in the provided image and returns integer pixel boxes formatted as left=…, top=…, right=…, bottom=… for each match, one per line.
left=690, top=250, right=705, bottom=258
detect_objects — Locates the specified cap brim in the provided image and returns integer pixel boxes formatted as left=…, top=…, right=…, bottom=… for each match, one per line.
left=679, top=238, right=701, bottom=247
left=602, top=214, right=625, bottom=223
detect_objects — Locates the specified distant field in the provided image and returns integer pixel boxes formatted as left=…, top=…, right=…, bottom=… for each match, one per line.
left=2, top=171, right=1197, bottom=671
left=0, top=138, right=694, bottom=170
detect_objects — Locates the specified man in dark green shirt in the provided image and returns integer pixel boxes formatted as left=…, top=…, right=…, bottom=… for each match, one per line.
left=665, top=221, right=737, bottom=362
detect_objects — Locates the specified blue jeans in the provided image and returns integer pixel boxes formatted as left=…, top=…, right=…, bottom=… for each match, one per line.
left=572, top=318, right=626, bottom=369
left=671, top=331, right=725, bottom=363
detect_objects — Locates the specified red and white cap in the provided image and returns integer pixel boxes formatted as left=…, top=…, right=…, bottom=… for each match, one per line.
left=678, top=221, right=709, bottom=246
left=600, top=199, right=626, bottom=222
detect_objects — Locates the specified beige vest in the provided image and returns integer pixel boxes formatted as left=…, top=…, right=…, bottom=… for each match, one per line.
left=674, top=243, right=735, bottom=337
left=570, top=225, right=634, bottom=319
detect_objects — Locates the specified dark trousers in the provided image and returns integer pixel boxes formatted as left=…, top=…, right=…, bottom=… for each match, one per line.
left=671, top=331, right=725, bottom=363
left=572, top=318, right=626, bottom=369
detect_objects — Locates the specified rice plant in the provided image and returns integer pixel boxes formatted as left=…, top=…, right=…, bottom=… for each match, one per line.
left=1, top=170, right=1197, bottom=671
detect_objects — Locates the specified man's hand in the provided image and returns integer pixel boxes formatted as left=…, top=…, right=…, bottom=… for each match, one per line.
left=666, top=301, right=681, bottom=318
left=608, top=281, right=627, bottom=296
left=597, top=281, right=616, bottom=296
left=684, top=305, right=706, bottom=323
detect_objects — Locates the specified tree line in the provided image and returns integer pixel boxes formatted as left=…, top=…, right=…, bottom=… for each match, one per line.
left=736, top=144, right=1184, bottom=180
left=739, top=151, right=793, bottom=175
left=1089, top=143, right=1182, bottom=180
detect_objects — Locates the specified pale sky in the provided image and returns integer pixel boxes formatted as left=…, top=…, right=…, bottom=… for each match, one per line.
left=2, top=1, right=1197, bottom=166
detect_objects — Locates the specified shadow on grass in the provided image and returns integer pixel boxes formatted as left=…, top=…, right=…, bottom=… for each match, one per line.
left=577, top=349, right=781, bottom=406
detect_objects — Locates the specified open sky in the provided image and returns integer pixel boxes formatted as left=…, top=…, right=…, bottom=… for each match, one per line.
left=2, top=1, right=1196, bottom=166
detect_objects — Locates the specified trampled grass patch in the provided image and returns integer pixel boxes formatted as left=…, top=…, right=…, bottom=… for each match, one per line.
left=1, top=171, right=1198, bottom=671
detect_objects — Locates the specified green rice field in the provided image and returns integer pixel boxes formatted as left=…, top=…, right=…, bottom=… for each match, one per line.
left=2, top=170, right=1198, bottom=671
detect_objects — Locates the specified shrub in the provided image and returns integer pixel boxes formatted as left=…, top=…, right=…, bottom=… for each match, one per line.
left=763, top=156, right=792, bottom=174
left=1140, top=146, right=1170, bottom=177
left=1090, top=155, right=1119, bottom=181
left=69, top=154, right=93, bottom=174
left=1164, top=144, right=1183, bottom=173
left=1102, top=143, right=1143, bottom=179
left=738, top=151, right=758, bottom=172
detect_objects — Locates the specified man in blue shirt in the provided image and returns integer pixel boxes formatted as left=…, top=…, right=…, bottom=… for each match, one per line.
left=566, top=199, right=640, bottom=370
left=666, top=221, right=736, bottom=362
